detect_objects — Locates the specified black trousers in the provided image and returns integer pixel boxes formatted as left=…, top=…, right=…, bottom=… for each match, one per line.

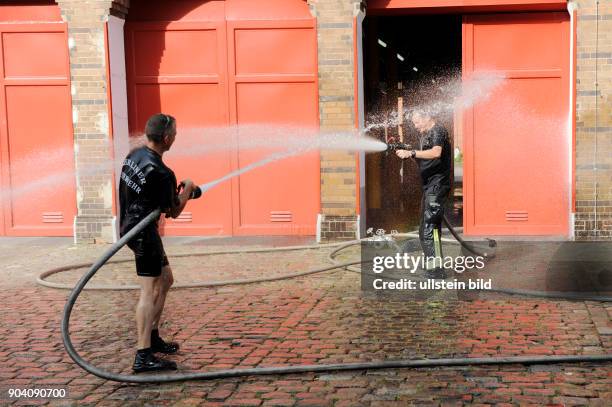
left=419, top=183, right=450, bottom=269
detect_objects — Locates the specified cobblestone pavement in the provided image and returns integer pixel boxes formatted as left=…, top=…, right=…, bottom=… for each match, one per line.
left=0, top=237, right=610, bottom=406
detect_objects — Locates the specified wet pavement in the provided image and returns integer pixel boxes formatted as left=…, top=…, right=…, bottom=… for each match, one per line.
left=0, top=236, right=610, bottom=406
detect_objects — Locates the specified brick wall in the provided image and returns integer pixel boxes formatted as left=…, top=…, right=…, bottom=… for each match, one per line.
left=574, top=0, right=612, bottom=240
left=56, top=0, right=122, bottom=243
left=308, top=0, right=363, bottom=241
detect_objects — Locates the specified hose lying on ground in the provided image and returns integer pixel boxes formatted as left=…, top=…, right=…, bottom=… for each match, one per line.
left=40, top=223, right=455, bottom=290
left=59, top=209, right=612, bottom=383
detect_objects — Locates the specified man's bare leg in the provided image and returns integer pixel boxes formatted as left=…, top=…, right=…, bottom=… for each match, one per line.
left=136, top=276, right=156, bottom=349
left=133, top=274, right=177, bottom=372
left=152, top=265, right=174, bottom=330
left=150, top=266, right=179, bottom=353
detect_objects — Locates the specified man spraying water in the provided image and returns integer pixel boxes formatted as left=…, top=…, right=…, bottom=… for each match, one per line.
left=119, top=113, right=200, bottom=373
left=395, top=109, right=452, bottom=280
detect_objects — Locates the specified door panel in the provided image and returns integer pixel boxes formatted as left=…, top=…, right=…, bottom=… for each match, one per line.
left=126, top=21, right=232, bottom=235
left=0, top=23, right=75, bottom=236
left=227, top=20, right=319, bottom=235
left=463, top=12, right=569, bottom=236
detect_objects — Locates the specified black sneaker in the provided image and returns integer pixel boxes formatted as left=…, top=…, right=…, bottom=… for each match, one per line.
left=151, top=337, right=180, bottom=354
left=132, top=350, right=177, bottom=373
left=426, top=268, right=448, bottom=280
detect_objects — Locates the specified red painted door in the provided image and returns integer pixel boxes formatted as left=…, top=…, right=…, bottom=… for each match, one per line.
left=462, top=12, right=570, bottom=236
left=125, top=18, right=233, bottom=236
left=125, top=0, right=319, bottom=236
left=0, top=14, right=76, bottom=236
left=227, top=18, right=319, bottom=235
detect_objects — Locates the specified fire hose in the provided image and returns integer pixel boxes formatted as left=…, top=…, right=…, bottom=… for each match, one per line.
left=56, top=207, right=612, bottom=383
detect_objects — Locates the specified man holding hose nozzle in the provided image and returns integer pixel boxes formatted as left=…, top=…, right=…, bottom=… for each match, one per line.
left=396, top=109, right=452, bottom=280
left=119, top=113, right=201, bottom=373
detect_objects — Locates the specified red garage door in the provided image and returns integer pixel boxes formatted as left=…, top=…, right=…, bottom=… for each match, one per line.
left=126, top=16, right=233, bottom=236
left=126, top=0, right=319, bottom=236
left=463, top=12, right=570, bottom=236
left=0, top=4, right=76, bottom=236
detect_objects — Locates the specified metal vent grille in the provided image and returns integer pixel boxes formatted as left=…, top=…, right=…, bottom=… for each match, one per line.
left=42, top=212, right=63, bottom=223
left=173, top=212, right=193, bottom=223
left=505, top=211, right=528, bottom=222
left=270, top=211, right=292, bottom=222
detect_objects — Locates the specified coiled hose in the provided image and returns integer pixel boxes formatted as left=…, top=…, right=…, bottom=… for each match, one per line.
left=60, top=209, right=612, bottom=383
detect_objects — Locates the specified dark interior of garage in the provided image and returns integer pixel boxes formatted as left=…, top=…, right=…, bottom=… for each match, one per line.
left=363, top=14, right=462, bottom=233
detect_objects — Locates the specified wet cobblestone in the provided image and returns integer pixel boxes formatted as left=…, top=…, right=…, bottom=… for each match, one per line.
left=0, top=237, right=610, bottom=406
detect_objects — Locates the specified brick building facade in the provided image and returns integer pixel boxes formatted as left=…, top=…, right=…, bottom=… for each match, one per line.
left=309, top=0, right=363, bottom=241
left=574, top=0, right=612, bottom=239
left=56, top=0, right=117, bottom=242
left=0, top=0, right=608, bottom=242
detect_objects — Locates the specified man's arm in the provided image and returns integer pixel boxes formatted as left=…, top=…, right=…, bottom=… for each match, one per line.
left=396, top=146, right=442, bottom=160
left=397, top=126, right=446, bottom=160
left=164, top=179, right=195, bottom=219
left=415, top=146, right=442, bottom=159
left=166, top=191, right=189, bottom=219
left=157, top=177, right=194, bottom=218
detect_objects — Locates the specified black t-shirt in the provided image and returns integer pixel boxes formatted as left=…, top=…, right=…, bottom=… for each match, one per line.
left=119, top=146, right=179, bottom=236
left=416, top=123, right=452, bottom=188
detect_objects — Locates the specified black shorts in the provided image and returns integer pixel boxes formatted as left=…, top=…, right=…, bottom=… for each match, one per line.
left=127, top=226, right=169, bottom=277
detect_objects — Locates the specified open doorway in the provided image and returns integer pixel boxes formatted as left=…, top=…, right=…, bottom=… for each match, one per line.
left=363, top=14, right=462, bottom=233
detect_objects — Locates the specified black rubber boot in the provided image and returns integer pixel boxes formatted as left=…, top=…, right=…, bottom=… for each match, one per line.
left=151, top=330, right=180, bottom=354
left=419, top=184, right=450, bottom=261
left=132, top=349, right=177, bottom=373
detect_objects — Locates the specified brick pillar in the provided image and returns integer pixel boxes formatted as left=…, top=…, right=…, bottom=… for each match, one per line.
left=110, top=0, right=129, bottom=18
left=308, top=0, right=364, bottom=241
left=574, top=0, right=612, bottom=240
left=56, top=0, right=128, bottom=243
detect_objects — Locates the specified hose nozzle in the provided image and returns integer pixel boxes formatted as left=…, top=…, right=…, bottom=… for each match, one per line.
left=386, top=142, right=412, bottom=152
left=178, top=183, right=203, bottom=200
left=190, top=186, right=202, bottom=200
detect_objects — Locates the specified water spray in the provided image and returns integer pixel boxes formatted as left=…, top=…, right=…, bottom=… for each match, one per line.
left=364, top=74, right=503, bottom=133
